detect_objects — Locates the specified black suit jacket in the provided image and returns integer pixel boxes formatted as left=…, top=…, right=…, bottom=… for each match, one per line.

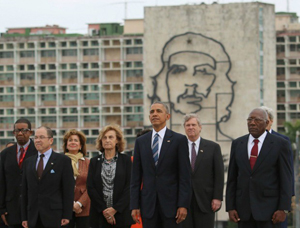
left=271, top=130, right=295, bottom=196
left=87, top=153, right=134, bottom=228
left=130, top=129, right=191, bottom=219
left=191, top=138, right=224, bottom=213
left=21, top=151, right=74, bottom=228
left=0, top=140, right=37, bottom=225
left=226, top=132, right=293, bottom=221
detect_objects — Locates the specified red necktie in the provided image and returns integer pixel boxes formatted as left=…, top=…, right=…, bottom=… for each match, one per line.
left=250, top=139, right=259, bottom=170
left=19, top=147, right=25, bottom=167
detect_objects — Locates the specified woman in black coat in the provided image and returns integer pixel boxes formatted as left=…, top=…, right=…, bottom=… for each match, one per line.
left=87, top=125, right=134, bottom=228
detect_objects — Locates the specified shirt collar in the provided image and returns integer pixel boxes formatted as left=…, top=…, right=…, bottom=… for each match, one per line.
left=187, top=136, right=201, bottom=146
left=38, top=148, right=52, bottom=159
left=17, top=140, right=30, bottom=151
left=152, top=126, right=167, bottom=139
left=249, top=130, right=267, bottom=143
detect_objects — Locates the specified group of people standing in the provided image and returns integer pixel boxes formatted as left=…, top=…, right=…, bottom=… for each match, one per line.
left=0, top=101, right=295, bottom=228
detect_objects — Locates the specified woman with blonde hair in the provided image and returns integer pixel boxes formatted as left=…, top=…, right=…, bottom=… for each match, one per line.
left=87, top=125, right=133, bottom=228
left=63, top=129, right=90, bottom=228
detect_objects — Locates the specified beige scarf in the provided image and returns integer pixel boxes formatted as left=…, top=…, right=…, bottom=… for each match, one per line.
left=65, top=152, right=83, bottom=177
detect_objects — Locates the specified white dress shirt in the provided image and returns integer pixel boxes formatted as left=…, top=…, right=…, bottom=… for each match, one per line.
left=247, top=131, right=267, bottom=159
left=187, top=136, right=201, bottom=162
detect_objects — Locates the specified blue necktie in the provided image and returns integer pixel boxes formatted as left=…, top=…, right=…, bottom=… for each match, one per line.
left=152, top=133, right=159, bottom=166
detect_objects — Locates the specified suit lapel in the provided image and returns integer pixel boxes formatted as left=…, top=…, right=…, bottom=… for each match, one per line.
left=193, top=138, right=205, bottom=174
left=238, top=135, right=252, bottom=173
left=7, top=144, right=20, bottom=170
left=252, top=133, right=273, bottom=173
left=144, top=132, right=156, bottom=169
left=157, top=129, right=172, bottom=170
left=41, top=151, right=57, bottom=179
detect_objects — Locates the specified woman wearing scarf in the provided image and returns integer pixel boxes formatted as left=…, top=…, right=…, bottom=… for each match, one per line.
left=63, top=129, right=90, bottom=228
left=87, top=125, right=134, bottom=228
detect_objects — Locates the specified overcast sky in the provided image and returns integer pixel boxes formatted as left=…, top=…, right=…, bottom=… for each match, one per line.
left=0, top=0, right=299, bottom=34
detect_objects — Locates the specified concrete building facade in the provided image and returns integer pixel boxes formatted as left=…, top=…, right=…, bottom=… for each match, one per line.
left=0, top=22, right=144, bottom=155
left=276, top=12, right=300, bottom=130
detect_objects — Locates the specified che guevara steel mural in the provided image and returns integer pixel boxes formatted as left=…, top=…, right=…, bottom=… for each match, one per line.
left=148, top=32, right=236, bottom=141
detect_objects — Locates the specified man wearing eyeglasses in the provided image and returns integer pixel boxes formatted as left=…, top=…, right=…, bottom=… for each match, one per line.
left=0, top=118, right=38, bottom=228
left=21, top=126, right=74, bottom=228
left=226, top=108, right=293, bottom=228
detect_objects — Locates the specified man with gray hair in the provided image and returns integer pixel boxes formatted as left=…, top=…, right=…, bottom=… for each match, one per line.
left=260, top=106, right=294, bottom=228
left=226, top=108, right=292, bottom=228
left=182, top=114, right=224, bottom=228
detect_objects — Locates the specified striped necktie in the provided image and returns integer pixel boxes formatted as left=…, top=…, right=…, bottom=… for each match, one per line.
left=152, top=133, right=159, bottom=166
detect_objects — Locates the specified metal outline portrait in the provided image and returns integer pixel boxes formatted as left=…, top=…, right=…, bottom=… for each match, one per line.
left=148, top=32, right=236, bottom=141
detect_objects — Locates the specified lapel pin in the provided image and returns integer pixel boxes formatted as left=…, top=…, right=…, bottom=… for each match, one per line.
left=167, top=140, right=171, bottom=142
left=51, top=163, right=54, bottom=165
left=200, top=150, right=204, bottom=153
left=50, top=169, right=55, bottom=174
left=98, top=158, right=100, bottom=161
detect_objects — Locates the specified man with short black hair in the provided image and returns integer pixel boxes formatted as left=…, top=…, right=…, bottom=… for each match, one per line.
left=0, top=118, right=38, bottom=228
left=130, top=102, right=191, bottom=228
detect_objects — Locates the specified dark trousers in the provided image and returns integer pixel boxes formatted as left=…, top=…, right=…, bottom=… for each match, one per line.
left=238, top=214, right=281, bottom=228
left=67, top=213, right=89, bottom=228
left=8, top=225, right=22, bottom=228
left=32, top=215, right=59, bottom=228
left=182, top=192, right=215, bottom=228
left=142, top=198, right=182, bottom=228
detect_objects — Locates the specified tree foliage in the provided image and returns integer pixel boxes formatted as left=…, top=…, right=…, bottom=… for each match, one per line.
left=281, top=120, right=300, bottom=146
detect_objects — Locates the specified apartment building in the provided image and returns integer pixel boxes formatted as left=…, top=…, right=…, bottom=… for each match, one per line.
left=0, top=21, right=144, bottom=155
left=276, top=12, right=300, bottom=131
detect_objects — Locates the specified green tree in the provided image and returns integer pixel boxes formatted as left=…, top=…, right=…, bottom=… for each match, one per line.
left=281, top=120, right=300, bottom=146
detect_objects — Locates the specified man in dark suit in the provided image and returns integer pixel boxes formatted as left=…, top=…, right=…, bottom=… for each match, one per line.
left=0, top=118, right=38, bottom=228
left=130, top=101, right=191, bottom=228
left=182, top=114, right=224, bottom=228
left=261, top=106, right=294, bottom=228
left=226, top=108, right=293, bottom=228
left=21, top=126, right=74, bottom=228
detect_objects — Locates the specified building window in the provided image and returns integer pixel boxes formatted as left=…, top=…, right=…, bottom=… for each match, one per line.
left=126, top=47, right=143, bottom=55
left=134, top=61, right=143, bottom=67
left=125, top=40, right=132, bottom=45
left=276, top=59, right=284, bottom=65
left=49, top=108, right=56, bottom=114
left=91, top=41, right=98, bottom=46
left=20, top=73, right=34, bottom=80
left=83, top=49, right=99, bottom=56
left=41, top=94, right=56, bottom=101
left=70, top=41, right=77, bottom=47
left=20, top=51, right=34, bottom=58
left=0, top=73, right=13, bottom=82
left=62, top=49, right=77, bottom=56
left=41, top=72, right=56, bottom=80
left=49, top=42, right=56, bottom=48
left=41, top=116, right=57, bottom=123
left=0, top=52, right=14, bottom=58
left=0, top=95, right=14, bottom=102
left=41, top=50, right=56, bottom=57
left=6, top=65, right=13, bottom=71
left=277, top=82, right=285, bottom=88
left=49, top=64, right=56, bottom=70
left=134, top=39, right=143, bottom=45
left=289, top=36, right=296, bottom=42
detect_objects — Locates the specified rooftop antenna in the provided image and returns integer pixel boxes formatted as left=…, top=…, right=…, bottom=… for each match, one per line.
left=110, top=1, right=143, bottom=19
